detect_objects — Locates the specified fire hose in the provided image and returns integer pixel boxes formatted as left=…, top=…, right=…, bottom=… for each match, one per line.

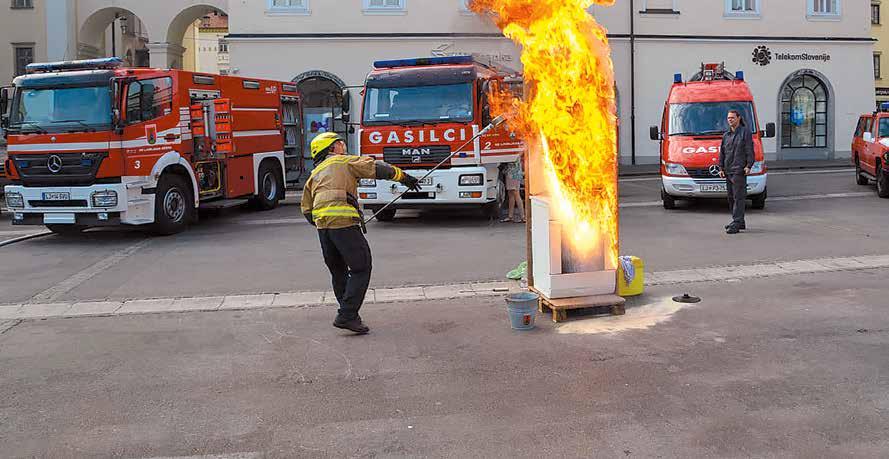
left=363, top=114, right=508, bottom=225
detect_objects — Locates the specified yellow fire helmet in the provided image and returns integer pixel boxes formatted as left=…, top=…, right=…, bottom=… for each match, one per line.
left=310, top=132, right=344, bottom=159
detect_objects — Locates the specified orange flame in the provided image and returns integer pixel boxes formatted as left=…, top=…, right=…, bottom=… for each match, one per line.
left=472, top=0, right=619, bottom=268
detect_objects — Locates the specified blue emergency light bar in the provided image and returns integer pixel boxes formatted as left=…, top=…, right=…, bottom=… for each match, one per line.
left=674, top=73, right=683, bottom=83
left=735, top=71, right=745, bottom=81
left=373, top=55, right=475, bottom=69
left=26, top=57, right=124, bottom=73
left=880, top=102, right=889, bottom=112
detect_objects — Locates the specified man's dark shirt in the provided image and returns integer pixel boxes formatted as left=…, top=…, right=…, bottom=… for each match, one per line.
left=719, top=126, right=755, bottom=175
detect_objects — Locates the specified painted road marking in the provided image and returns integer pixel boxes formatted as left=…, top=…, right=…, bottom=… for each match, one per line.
left=620, top=191, right=873, bottom=208
left=2, top=254, right=888, bottom=320
left=619, top=168, right=854, bottom=182
left=27, top=239, right=152, bottom=304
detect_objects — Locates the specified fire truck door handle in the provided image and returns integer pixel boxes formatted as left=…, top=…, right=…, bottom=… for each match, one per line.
left=164, top=133, right=180, bottom=141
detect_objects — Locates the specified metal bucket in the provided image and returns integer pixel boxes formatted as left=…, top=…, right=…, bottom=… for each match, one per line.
left=505, top=292, right=539, bottom=330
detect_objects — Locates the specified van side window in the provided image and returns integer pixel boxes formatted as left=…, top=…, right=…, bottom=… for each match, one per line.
left=126, top=77, right=174, bottom=124
left=854, top=117, right=867, bottom=137
left=864, top=117, right=874, bottom=136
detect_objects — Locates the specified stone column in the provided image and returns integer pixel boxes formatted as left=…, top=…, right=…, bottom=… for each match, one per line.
left=147, top=42, right=186, bottom=69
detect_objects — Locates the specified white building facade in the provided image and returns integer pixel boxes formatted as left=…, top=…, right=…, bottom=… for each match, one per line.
left=226, top=0, right=874, bottom=165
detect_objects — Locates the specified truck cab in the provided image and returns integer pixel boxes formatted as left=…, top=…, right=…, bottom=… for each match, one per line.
left=355, top=56, right=522, bottom=221
left=650, top=63, right=775, bottom=209
left=851, top=105, right=889, bottom=197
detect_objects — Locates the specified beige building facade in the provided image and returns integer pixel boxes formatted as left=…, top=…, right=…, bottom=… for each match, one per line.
left=228, top=0, right=874, bottom=164
left=0, top=0, right=48, bottom=84
left=873, top=1, right=889, bottom=107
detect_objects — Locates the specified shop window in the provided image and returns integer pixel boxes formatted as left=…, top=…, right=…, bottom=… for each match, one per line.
left=873, top=3, right=881, bottom=24
left=781, top=74, right=829, bottom=149
left=808, top=0, right=841, bottom=18
left=126, top=77, right=174, bottom=124
left=725, top=0, right=759, bottom=17
left=13, top=45, right=33, bottom=76
left=10, top=0, right=33, bottom=9
left=267, top=0, right=309, bottom=15
left=363, top=0, right=406, bottom=14
left=640, top=0, right=679, bottom=14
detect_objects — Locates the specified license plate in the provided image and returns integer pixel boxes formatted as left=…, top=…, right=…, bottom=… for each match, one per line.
left=700, top=184, right=727, bottom=193
left=42, top=192, right=70, bottom=201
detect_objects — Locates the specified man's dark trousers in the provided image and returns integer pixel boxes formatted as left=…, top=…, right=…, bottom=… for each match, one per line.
left=318, top=226, right=372, bottom=320
left=726, top=173, right=747, bottom=227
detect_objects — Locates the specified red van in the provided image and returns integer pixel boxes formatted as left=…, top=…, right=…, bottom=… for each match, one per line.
left=650, top=63, right=775, bottom=209
left=851, top=107, right=889, bottom=197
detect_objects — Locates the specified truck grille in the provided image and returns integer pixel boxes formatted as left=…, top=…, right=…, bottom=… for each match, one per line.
left=11, top=152, right=108, bottom=186
left=687, top=168, right=721, bottom=179
left=383, top=145, right=451, bottom=168
left=28, top=199, right=89, bottom=208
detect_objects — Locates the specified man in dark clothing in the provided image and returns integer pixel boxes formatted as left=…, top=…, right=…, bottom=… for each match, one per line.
left=718, top=110, right=755, bottom=234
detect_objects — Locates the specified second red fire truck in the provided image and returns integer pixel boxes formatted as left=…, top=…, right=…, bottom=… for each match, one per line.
left=2, top=58, right=304, bottom=234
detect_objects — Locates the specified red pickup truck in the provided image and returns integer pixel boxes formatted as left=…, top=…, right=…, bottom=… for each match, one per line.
left=852, top=105, right=889, bottom=198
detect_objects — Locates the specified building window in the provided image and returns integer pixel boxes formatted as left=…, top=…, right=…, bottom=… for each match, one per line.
left=10, top=0, right=33, bottom=9
left=873, top=3, right=881, bottom=24
left=363, top=0, right=406, bottom=15
left=725, top=0, right=759, bottom=16
left=781, top=74, right=829, bottom=149
left=876, top=53, right=882, bottom=79
left=13, top=46, right=33, bottom=76
left=640, top=0, right=679, bottom=14
left=267, top=0, right=309, bottom=15
left=219, top=39, right=228, bottom=54
left=808, top=0, right=841, bottom=18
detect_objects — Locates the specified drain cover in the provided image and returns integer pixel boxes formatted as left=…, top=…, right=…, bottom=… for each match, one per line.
left=673, top=294, right=701, bottom=304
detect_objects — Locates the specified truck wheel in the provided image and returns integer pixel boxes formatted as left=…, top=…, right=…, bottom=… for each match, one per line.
left=46, top=225, right=88, bottom=237
left=661, top=188, right=677, bottom=210
left=152, top=174, right=194, bottom=235
left=252, top=161, right=283, bottom=211
left=878, top=164, right=889, bottom=198
left=484, top=176, right=507, bottom=218
left=856, top=160, right=869, bottom=185
left=751, top=188, right=767, bottom=210
left=375, top=208, right=397, bottom=222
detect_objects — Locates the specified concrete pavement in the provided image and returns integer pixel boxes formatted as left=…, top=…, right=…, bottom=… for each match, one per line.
left=2, top=269, right=888, bottom=457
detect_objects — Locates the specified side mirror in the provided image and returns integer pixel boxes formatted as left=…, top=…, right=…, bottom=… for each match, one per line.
left=649, top=125, right=661, bottom=141
left=341, top=89, right=351, bottom=114
left=764, top=122, right=776, bottom=139
left=341, top=111, right=351, bottom=124
left=0, top=87, right=8, bottom=117
left=864, top=132, right=875, bottom=143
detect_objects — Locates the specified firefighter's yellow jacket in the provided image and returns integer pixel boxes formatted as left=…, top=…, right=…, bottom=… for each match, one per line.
left=301, top=155, right=407, bottom=230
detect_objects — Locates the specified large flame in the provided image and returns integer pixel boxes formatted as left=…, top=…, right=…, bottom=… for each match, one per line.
left=472, top=0, right=619, bottom=268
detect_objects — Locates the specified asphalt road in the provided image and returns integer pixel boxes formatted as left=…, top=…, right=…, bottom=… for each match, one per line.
left=1, top=168, right=883, bottom=305
left=2, top=270, right=888, bottom=457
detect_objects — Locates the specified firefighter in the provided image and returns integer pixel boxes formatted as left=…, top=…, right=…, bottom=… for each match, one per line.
left=301, top=133, right=421, bottom=334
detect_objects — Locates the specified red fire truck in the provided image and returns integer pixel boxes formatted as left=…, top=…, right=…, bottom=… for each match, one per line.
left=354, top=56, right=522, bottom=221
left=650, top=63, right=775, bottom=210
left=1, top=58, right=304, bottom=234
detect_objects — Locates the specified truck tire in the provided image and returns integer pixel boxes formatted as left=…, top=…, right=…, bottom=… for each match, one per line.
left=855, top=159, right=869, bottom=185
left=375, top=208, right=397, bottom=222
left=878, top=164, right=889, bottom=199
left=661, top=188, right=677, bottom=210
left=751, top=188, right=767, bottom=210
left=484, top=175, right=507, bottom=219
left=46, top=225, right=88, bottom=237
left=252, top=161, right=283, bottom=211
left=152, top=174, right=194, bottom=235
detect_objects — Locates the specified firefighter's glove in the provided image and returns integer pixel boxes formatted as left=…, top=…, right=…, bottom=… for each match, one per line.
left=401, top=174, right=422, bottom=192
left=303, top=212, right=316, bottom=227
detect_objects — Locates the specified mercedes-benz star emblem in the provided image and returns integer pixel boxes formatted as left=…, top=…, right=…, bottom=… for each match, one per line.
left=47, top=155, right=64, bottom=174
left=709, top=165, right=721, bottom=177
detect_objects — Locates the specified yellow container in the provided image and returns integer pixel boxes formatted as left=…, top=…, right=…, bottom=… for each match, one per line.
left=617, top=256, right=645, bottom=297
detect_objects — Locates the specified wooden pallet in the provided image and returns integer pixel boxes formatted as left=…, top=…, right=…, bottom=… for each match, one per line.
left=532, top=288, right=626, bottom=323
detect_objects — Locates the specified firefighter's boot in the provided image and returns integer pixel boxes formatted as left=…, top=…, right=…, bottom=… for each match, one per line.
left=333, top=315, right=370, bottom=334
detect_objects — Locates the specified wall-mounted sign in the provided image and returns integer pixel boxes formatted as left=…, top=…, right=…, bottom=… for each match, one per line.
left=752, top=45, right=831, bottom=66
left=431, top=43, right=514, bottom=65
left=876, top=87, right=889, bottom=97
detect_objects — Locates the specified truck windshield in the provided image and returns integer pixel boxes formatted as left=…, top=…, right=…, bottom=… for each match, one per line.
left=363, top=83, right=473, bottom=125
left=879, top=118, right=889, bottom=138
left=669, top=102, right=756, bottom=136
left=10, top=85, right=112, bottom=132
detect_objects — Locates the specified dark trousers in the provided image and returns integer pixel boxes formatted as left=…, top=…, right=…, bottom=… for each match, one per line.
left=726, top=173, right=747, bottom=226
left=318, top=226, right=372, bottom=320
